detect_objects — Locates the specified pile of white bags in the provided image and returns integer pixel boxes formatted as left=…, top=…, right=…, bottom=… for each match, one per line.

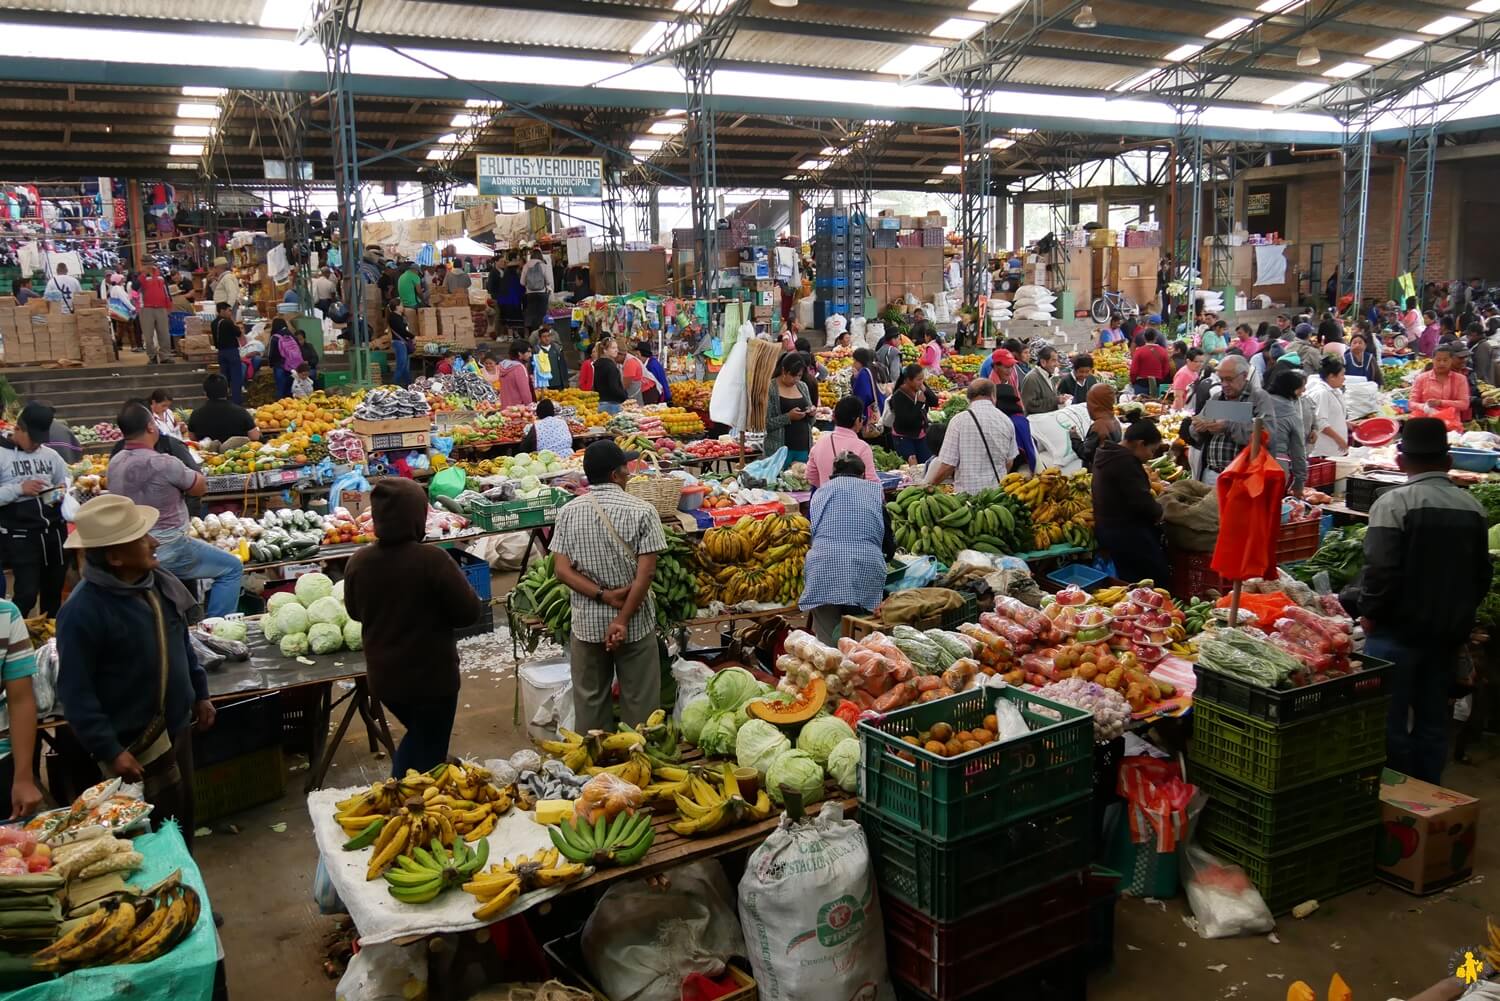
left=1012, top=284, right=1056, bottom=320
left=989, top=297, right=1014, bottom=322
left=1196, top=289, right=1226, bottom=314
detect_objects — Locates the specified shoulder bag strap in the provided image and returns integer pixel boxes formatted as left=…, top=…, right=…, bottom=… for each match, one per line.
left=968, top=410, right=1003, bottom=482
left=585, top=493, right=636, bottom=563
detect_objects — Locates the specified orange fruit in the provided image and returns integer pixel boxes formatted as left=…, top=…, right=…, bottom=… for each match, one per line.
left=971, top=728, right=995, bottom=743
left=929, top=722, right=954, bottom=742
left=923, top=740, right=947, bottom=756
left=982, top=714, right=998, bottom=732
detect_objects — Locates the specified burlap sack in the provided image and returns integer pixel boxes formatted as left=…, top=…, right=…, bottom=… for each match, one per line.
left=1160, top=479, right=1220, bottom=552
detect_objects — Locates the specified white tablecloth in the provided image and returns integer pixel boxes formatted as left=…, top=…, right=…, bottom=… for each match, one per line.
left=308, top=786, right=577, bottom=945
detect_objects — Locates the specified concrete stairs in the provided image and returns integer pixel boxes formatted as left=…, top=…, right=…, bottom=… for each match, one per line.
left=3, top=362, right=218, bottom=429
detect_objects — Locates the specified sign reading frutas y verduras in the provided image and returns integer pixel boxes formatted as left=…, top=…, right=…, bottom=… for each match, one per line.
left=477, top=155, right=602, bottom=197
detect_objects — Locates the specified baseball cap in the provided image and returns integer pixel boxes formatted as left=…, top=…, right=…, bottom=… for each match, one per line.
left=583, top=440, right=638, bottom=485
left=991, top=348, right=1016, bottom=367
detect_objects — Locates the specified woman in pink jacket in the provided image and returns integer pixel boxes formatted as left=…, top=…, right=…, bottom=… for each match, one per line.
left=497, top=340, right=535, bottom=408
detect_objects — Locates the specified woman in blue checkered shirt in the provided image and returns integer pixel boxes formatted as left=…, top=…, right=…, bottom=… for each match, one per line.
left=799, top=452, right=893, bottom=644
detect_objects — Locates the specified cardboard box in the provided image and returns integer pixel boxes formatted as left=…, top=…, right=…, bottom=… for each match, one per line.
left=417, top=308, right=439, bottom=340
left=6, top=331, right=35, bottom=364
left=1376, top=770, right=1479, bottom=895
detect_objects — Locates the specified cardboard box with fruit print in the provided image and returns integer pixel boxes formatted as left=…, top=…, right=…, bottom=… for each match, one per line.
left=1376, top=769, right=1479, bottom=895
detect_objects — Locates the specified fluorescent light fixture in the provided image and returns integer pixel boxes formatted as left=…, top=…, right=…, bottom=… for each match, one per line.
left=1207, top=18, right=1252, bottom=39
left=878, top=45, right=943, bottom=76
left=630, top=138, right=665, bottom=151
left=258, top=0, right=306, bottom=29
left=969, top=0, right=1023, bottom=12
left=1420, top=15, right=1471, bottom=34
left=181, top=86, right=225, bottom=97
left=1296, top=45, right=1320, bottom=66
left=925, top=178, right=944, bottom=184
left=1264, top=80, right=1328, bottom=105
left=172, top=124, right=214, bottom=138
left=649, top=121, right=685, bottom=134
left=1164, top=43, right=1204, bottom=61
left=630, top=21, right=670, bottom=55
left=942, top=164, right=963, bottom=174
left=1257, top=0, right=1305, bottom=11
left=451, top=114, right=481, bottom=128
left=168, top=143, right=203, bottom=156
left=434, top=132, right=460, bottom=144
left=425, top=148, right=449, bottom=160
left=820, top=146, right=838, bottom=155
left=165, top=162, right=196, bottom=170
left=987, top=136, right=1016, bottom=148
left=931, top=17, right=985, bottom=40
left=798, top=159, right=831, bottom=170
left=1323, top=61, right=1370, bottom=78
left=663, top=108, right=686, bottom=116
left=176, top=103, right=219, bottom=119
left=782, top=174, right=800, bottom=180
left=1470, top=0, right=1500, bottom=12
left=1366, top=38, right=1423, bottom=59
left=1009, top=127, right=1034, bottom=134
left=464, top=99, right=503, bottom=109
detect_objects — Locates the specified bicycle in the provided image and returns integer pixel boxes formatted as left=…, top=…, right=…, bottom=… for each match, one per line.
left=1089, top=288, right=1140, bottom=324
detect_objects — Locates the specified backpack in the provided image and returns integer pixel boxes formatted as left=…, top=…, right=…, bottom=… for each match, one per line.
left=275, top=332, right=303, bottom=371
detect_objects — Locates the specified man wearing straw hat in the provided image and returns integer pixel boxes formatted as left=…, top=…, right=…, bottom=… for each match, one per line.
left=56, top=494, right=214, bottom=847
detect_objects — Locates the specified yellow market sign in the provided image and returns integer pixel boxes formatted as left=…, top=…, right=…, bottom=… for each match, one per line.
left=477, top=154, right=602, bottom=197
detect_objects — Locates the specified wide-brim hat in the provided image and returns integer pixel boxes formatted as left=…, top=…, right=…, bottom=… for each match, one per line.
left=213, top=256, right=229, bottom=267
left=64, top=495, right=158, bottom=550
left=1398, top=416, right=1450, bottom=458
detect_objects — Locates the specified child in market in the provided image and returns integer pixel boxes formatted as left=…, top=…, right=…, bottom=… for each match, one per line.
left=291, top=363, right=314, bottom=399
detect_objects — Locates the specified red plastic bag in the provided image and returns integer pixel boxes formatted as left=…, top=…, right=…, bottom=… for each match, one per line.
left=1117, top=756, right=1196, bottom=853
left=1210, top=430, right=1285, bottom=584
left=1421, top=405, right=1463, bottom=432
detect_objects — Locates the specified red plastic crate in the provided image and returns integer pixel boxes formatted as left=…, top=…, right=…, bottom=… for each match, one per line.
left=1168, top=547, right=1231, bottom=601
left=1277, top=518, right=1321, bottom=563
left=1305, top=457, right=1335, bottom=489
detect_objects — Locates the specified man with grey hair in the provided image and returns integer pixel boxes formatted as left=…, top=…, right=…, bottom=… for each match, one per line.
left=1186, top=353, right=1274, bottom=485
left=926, top=378, right=1018, bottom=494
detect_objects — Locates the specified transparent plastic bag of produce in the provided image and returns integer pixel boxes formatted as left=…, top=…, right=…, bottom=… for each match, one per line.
left=1181, top=794, right=1274, bottom=939
left=574, top=773, right=644, bottom=826
left=671, top=658, right=715, bottom=730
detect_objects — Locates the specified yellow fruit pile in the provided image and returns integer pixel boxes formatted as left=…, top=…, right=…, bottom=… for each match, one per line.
left=1003, top=468, right=1094, bottom=549
left=659, top=407, right=705, bottom=436
left=541, top=388, right=598, bottom=408
left=695, top=513, right=810, bottom=605
left=254, top=393, right=354, bottom=434
left=1091, top=343, right=1129, bottom=382
left=672, top=380, right=714, bottom=412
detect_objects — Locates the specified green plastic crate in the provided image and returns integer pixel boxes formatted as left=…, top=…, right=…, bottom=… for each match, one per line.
left=193, top=744, right=285, bottom=823
left=863, top=796, right=1090, bottom=920
left=1188, top=695, right=1387, bottom=792
left=1191, top=657, right=1389, bottom=724
left=466, top=487, right=571, bottom=532
left=1190, top=761, right=1382, bottom=855
left=1197, top=822, right=1379, bottom=916
left=857, top=688, right=1093, bottom=842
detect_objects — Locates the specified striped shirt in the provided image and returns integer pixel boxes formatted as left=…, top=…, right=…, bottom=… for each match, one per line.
left=935, top=399, right=1018, bottom=494
left=0, top=599, right=37, bottom=758
left=549, top=485, right=667, bottom=644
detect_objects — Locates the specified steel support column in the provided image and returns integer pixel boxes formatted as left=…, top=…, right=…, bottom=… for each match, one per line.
left=1402, top=123, right=1437, bottom=290
left=601, top=160, right=628, bottom=294
left=1337, top=126, right=1373, bottom=315
left=1208, top=143, right=1233, bottom=292
left=959, top=85, right=990, bottom=307
left=1172, top=113, right=1204, bottom=326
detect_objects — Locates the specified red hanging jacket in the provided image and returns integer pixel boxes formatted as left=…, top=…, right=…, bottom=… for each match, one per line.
left=1210, top=430, right=1286, bottom=583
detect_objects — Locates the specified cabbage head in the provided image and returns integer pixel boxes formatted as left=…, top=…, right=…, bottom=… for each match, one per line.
left=697, top=710, right=740, bottom=758
left=307, top=596, right=348, bottom=628
left=680, top=694, right=713, bottom=744
left=735, top=719, right=791, bottom=777
left=266, top=591, right=300, bottom=616
left=332, top=579, right=346, bottom=603
left=210, top=620, right=248, bottom=643
left=294, top=571, right=334, bottom=606
left=342, top=619, right=363, bottom=651
left=796, top=715, right=855, bottom=767
left=279, top=632, right=310, bottom=657
left=825, top=738, right=860, bottom=794
left=274, top=602, right=309, bottom=637
left=765, top=749, right=824, bottom=806
left=308, top=622, right=343, bottom=654
left=260, top=613, right=285, bottom=644
left=706, top=666, right=761, bottom=711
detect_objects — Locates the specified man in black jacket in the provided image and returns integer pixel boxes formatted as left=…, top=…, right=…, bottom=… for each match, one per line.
left=1342, top=418, right=1491, bottom=784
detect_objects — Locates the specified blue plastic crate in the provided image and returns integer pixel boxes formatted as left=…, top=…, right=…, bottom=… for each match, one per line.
left=449, top=548, right=493, bottom=602
left=1046, top=563, right=1108, bottom=591
left=168, top=311, right=192, bottom=338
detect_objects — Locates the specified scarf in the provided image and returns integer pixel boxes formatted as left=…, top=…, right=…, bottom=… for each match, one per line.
left=80, top=561, right=202, bottom=626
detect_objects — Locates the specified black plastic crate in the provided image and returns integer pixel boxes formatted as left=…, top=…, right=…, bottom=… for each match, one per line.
left=456, top=603, right=496, bottom=640
left=192, top=693, right=283, bottom=767
left=1191, top=656, right=1390, bottom=724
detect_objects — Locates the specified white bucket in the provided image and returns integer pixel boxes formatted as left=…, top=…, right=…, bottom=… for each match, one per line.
left=519, top=656, right=574, bottom=742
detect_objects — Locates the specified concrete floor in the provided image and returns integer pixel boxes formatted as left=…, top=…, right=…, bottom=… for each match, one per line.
left=195, top=652, right=1500, bottom=1001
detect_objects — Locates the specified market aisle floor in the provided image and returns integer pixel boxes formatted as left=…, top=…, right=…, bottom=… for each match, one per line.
left=195, top=655, right=1500, bottom=1001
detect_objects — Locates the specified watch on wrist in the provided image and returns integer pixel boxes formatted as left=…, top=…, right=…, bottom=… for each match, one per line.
left=595, top=587, right=604, bottom=601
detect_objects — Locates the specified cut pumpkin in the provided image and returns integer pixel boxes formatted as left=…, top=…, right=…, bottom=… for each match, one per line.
left=1286, top=983, right=1315, bottom=1001
left=1328, top=973, right=1351, bottom=1001
left=748, top=678, right=827, bottom=725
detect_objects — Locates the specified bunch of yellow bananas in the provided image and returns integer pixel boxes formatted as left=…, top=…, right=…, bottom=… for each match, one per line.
left=670, top=763, right=773, bottom=836
left=33, top=878, right=200, bottom=971
left=335, top=762, right=513, bottom=850
left=463, top=848, right=586, bottom=921
left=540, top=727, right=647, bottom=773
left=695, top=514, right=810, bottom=605
left=583, top=750, right=654, bottom=788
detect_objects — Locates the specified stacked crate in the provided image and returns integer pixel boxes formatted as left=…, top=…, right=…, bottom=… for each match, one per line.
left=857, top=688, right=1096, bottom=1000
left=1185, top=660, right=1391, bottom=915
left=813, top=209, right=866, bottom=327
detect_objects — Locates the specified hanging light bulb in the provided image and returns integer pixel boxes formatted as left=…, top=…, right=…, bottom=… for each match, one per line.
left=1072, top=5, right=1098, bottom=29
left=1297, top=44, right=1321, bottom=67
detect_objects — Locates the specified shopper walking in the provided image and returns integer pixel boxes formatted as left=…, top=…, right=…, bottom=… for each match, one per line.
left=497, top=340, right=535, bottom=408
left=1341, top=419, right=1490, bottom=784
left=521, top=248, right=552, bottom=331
left=888, top=364, right=940, bottom=466
left=44, top=263, right=81, bottom=314
left=1071, top=384, right=1123, bottom=471
left=800, top=452, right=889, bottom=644
left=536, top=325, right=569, bottom=391
left=311, top=268, right=338, bottom=314
left=265, top=318, right=303, bottom=400
left=56, top=494, right=215, bottom=849
left=764, top=353, right=814, bottom=462
left=549, top=441, right=667, bottom=731
left=1305, top=356, right=1349, bottom=458
left=849, top=348, right=885, bottom=428
left=1091, top=420, right=1168, bottom=584
left=209, top=258, right=240, bottom=317
left=1021, top=346, right=1062, bottom=415
left=592, top=338, right=628, bottom=415
left=387, top=303, right=414, bottom=388
left=0, top=403, right=70, bottom=617
left=397, top=261, right=424, bottom=309
left=343, top=478, right=481, bottom=775
left=927, top=379, right=1017, bottom=493
left=806, top=397, right=878, bottom=489
left=210, top=301, right=244, bottom=404
left=136, top=264, right=173, bottom=365
left=875, top=329, right=903, bottom=387
left=1129, top=330, right=1173, bottom=397
left=109, top=401, right=243, bottom=618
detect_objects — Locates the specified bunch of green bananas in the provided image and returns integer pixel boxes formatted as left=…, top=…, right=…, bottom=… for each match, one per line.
left=512, top=554, right=571, bottom=642
left=382, top=837, right=490, bottom=905
left=888, top=485, right=1033, bottom=563
left=549, top=809, right=655, bottom=867
left=652, top=528, right=699, bottom=631
left=1181, top=598, right=1214, bottom=636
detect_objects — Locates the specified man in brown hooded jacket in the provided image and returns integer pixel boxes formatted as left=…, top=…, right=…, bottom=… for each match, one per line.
left=344, top=478, right=482, bottom=775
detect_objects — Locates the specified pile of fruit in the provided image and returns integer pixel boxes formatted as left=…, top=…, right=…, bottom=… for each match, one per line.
left=1091, top=343, right=1130, bottom=385
left=457, top=451, right=580, bottom=480
left=694, top=513, right=811, bottom=605
left=897, top=716, right=1001, bottom=759
left=70, top=422, right=121, bottom=445
left=260, top=573, right=362, bottom=657
left=1092, top=584, right=1186, bottom=667
left=871, top=446, right=904, bottom=472
left=198, top=442, right=292, bottom=475
left=380, top=836, right=489, bottom=905
left=450, top=410, right=530, bottom=449
left=666, top=763, right=773, bottom=836
left=614, top=434, right=673, bottom=462
left=189, top=508, right=328, bottom=561
left=254, top=393, right=353, bottom=434
left=682, top=439, right=745, bottom=461
left=652, top=527, right=700, bottom=630
left=511, top=555, right=572, bottom=643
left=887, top=485, right=1033, bottom=562
left=540, top=388, right=599, bottom=409
left=463, top=848, right=586, bottom=920
left=1148, top=455, right=1186, bottom=491
left=671, top=381, right=713, bottom=412
left=25, top=872, right=201, bottom=971
left=1002, top=469, right=1094, bottom=550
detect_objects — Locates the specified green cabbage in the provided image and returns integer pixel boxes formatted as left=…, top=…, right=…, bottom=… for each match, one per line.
left=680, top=694, right=713, bottom=744
left=332, top=579, right=345, bottom=603
left=279, top=632, right=310, bottom=657
left=308, top=622, right=344, bottom=654
left=343, top=619, right=363, bottom=651
left=765, top=749, right=824, bottom=806
left=266, top=591, right=299, bottom=616
left=307, top=596, right=348, bottom=628
left=707, top=667, right=761, bottom=711
left=735, top=719, right=791, bottom=777
left=210, top=620, right=248, bottom=643
left=697, top=711, right=740, bottom=758
left=294, top=571, right=334, bottom=606
left=274, top=602, right=309, bottom=637
left=825, top=738, right=860, bottom=794
left=796, top=715, right=855, bottom=767
left=260, top=614, right=284, bottom=644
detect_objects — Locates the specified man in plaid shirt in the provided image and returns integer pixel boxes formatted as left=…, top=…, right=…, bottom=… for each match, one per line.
left=550, top=441, right=667, bottom=730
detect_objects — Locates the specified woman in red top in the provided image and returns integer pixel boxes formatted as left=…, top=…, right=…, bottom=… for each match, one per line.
left=1128, top=329, right=1173, bottom=396
left=1410, top=344, right=1472, bottom=421
left=577, top=341, right=598, bottom=392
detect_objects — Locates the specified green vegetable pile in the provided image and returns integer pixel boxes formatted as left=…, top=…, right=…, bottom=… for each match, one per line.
left=1197, top=629, right=1305, bottom=688
left=1286, top=525, right=1367, bottom=590
left=872, top=446, right=904, bottom=472
left=1469, top=482, right=1500, bottom=527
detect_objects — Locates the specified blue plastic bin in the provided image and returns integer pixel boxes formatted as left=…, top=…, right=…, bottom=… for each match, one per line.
left=449, top=549, right=493, bottom=602
left=168, top=311, right=192, bottom=338
left=1046, top=563, right=1109, bottom=591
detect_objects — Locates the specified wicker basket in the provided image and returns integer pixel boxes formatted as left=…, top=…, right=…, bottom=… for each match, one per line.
left=627, top=476, right=683, bottom=518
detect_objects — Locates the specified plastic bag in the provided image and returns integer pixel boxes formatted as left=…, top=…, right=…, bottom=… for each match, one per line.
left=737, top=802, right=894, bottom=1001
left=428, top=466, right=467, bottom=500
left=743, top=447, right=788, bottom=484
left=993, top=696, right=1030, bottom=741
left=1181, top=793, right=1274, bottom=938
left=312, top=858, right=346, bottom=915
left=887, top=555, right=940, bottom=591
left=575, top=773, right=644, bottom=825
left=671, top=658, right=715, bottom=730
left=334, top=940, right=425, bottom=1001
left=582, top=860, right=745, bottom=1001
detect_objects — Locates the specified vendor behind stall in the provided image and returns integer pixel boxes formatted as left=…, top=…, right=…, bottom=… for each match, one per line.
left=800, top=452, right=891, bottom=644
left=521, top=399, right=573, bottom=458
left=1092, top=419, right=1167, bottom=584
left=1305, top=356, right=1349, bottom=457
left=1411, top=343, right=1472, bottom=422
left=1070, top=383, right=1122, bottom=471
left=343, top=478, right=482, bottom=776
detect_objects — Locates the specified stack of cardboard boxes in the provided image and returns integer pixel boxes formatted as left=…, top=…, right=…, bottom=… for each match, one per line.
left=438, top=307, right=476, bottom=348
left=863, top=247, right=944, bottom=309
left=0, top=298, right=100, bottom=365
left=180, top=315, right=216, bottom=361
left=77, top=307, right=117, bottom=365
